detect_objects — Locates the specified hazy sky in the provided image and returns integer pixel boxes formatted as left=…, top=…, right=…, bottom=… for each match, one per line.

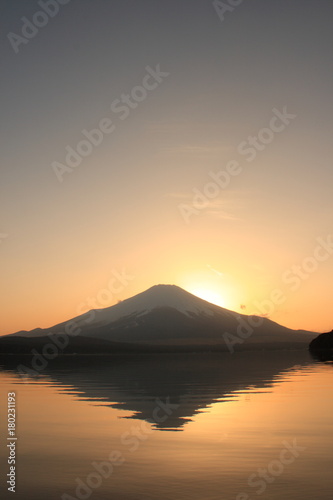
left=1, top=0, right=332, bottom=335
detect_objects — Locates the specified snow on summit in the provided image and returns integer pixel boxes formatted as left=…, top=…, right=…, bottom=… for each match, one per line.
left=77, top=284, right=218, bottom=327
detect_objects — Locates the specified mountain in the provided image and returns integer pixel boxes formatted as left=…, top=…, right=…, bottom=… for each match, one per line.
left=0, top=284, right=317, bottom=355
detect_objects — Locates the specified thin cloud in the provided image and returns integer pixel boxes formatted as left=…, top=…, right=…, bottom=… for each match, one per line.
left=207, top=264, right=224, bottom=277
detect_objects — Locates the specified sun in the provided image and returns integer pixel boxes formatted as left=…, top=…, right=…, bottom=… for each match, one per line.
left=188, top=287, right=226, bottom=308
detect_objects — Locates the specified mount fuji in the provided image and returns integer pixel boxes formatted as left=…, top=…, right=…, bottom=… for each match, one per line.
left=0, top=284, right=316, bottom=354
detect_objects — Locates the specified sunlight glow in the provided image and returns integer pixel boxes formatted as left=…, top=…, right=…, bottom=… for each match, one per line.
left=188, top=287, right=226, bottom=308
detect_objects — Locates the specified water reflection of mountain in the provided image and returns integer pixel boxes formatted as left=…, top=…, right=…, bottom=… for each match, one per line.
left=0, top=351, right=314, bottom=431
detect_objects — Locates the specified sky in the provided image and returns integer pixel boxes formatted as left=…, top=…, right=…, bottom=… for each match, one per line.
left=1, top=0, right=332, bottom=335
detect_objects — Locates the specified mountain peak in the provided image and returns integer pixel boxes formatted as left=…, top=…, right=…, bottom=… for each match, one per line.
left=82, top=284, right=218, bottom=327
left=146, top=284, right=182, bottom=292
left=144, top=284, right=195, bottom=297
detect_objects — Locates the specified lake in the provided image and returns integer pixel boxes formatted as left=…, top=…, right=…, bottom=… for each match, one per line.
left=0, top=350, right=332, bottom=500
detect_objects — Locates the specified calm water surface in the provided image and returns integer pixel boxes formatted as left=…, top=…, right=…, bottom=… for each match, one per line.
left=0, top=350, right=332, bottom=500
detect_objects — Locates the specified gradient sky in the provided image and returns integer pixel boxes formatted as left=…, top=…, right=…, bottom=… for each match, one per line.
left=1, top=0, right=332, bottom=335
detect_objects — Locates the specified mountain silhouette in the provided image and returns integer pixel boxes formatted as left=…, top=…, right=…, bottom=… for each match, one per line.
left=0, top=284, right=316, bottom=354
